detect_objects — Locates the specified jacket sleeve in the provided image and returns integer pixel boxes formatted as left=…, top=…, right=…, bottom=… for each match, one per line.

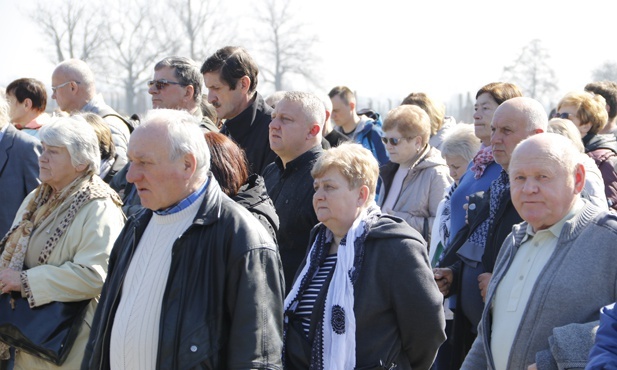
left=461, top=333, right=489, bottom=369
left=586, top=303, right=617, bottom=370
left=391, top=238, right=445, bottom=370
left=391, top=168, right=452, bottom=241
left=21, top=139, right=42, bottom=195
left=23, top=199, right=125, bottom=307
left=225, top=244, right=285, bottom=370
left=535, top=321, right=598, bottom=370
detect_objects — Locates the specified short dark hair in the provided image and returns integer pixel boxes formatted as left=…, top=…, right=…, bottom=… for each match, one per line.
left=585, top=81, right=617, bottom=120
left=154, top=56, right=203, bottom=103
left=6, top=78, right=47, bottom=112
left=204, top=131, right=249, bottom=197
left=200, top=46, right=259, bottom=94
left=328, top=86, right=355, bottom=105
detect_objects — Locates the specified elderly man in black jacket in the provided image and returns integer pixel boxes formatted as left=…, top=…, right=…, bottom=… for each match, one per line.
left=82, top=109, right=284, bottom=370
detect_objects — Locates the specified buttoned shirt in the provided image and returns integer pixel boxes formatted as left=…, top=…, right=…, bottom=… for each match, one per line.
left=490, top=199, right=584, bottom=370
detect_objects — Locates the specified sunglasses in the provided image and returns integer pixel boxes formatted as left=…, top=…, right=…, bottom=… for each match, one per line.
left=381, top=137, right=410, bottom=146
left=552, top=112, right=573, bottom=119
left=147, top=79, right=187, bottom=90
left=51, top=81, right=80, bottom=93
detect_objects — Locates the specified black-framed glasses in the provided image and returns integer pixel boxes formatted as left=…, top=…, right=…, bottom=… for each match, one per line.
left=147, top=79, right=186, bottom=90
left=381, top=137, right=410, bottom=146
left=552, top=112, right=573, bottom=119
left=51, top=80, right=80, bottom=93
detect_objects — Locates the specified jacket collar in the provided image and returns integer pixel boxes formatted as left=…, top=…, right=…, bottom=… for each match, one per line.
left=274, top=145, right=323, bottom=174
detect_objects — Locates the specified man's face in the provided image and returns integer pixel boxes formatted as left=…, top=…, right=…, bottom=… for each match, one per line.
left=148, top=66, right=190, bottom=110
left=329, top=95, right=353, bottom=128
left=51, top=70, right=77, bottom=112
left=203, top=71, right=246, bottom=120
left=491, top=105, right=533, bottom=169
left=269, top=99, right=313, bottom=162
left=125, top=123, right=190, bottom=211
left=510, top=142, right=582, bottom=231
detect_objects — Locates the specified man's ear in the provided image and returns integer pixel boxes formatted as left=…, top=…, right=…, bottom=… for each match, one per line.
left=183, top=153, right=198, bottom=179
left=23, top=98, right=32, bottom=110
left=573, top=163, right=586, bottom=194
left=239, top=76, right=251, bottom=94
left=308, top=123, right=321, bottom=138
left=185, top=84, right=195, bottom=100
left=349, top=100, right=356, bottom=112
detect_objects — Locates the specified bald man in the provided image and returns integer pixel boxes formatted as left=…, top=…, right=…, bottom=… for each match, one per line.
left=462, top=133, right=617, bottom=370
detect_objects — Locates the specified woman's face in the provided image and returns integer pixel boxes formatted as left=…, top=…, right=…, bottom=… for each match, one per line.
left=383, top=128, right=422, bottom=166
left=556, top=104, right=589, bottom=135
left=39, top=143, right=84, bottom=192
left=444, top=154, right=469, bottom=183
left=473, top=93, right=500, bottom=144
left=313, top=167, right=366, bottom=238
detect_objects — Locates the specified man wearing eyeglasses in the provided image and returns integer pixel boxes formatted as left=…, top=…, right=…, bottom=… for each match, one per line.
left=148, top=56, right=218, bottom=133
left=201, top=46, right=276, bottom=175
left=51, top=59, right=129, bottom=171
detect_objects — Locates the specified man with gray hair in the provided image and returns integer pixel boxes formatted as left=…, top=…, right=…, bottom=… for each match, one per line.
left=263, top=91, right=325, bottom=292
left=51, top=59, right=130, bottom=169
left=0, top=92, right=41, bottom=237
left=435, top=97, right=548, bottom=368
left=462, top=133, right=617, bottom=370
left=83, top=109, right=284, bottom=369
left=148, top=56, right=218, bottom=132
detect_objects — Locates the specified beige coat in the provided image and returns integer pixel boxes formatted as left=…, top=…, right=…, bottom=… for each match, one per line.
left=378, top=146, right=452, bottom=244
left=11, top=186, right=125, bottom=369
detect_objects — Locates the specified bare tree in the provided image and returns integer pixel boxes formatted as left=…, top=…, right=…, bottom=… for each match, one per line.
left=253, top=0, right=322, bottom=92
left=502, top=39, right=558, bottom=105
left=170, top=0, right=230, bottom=62
left=31, top=0, right=107, bottom=66
left=592, top=61, right=617, bottom=82
left=105, top=0, right=180, bottom=114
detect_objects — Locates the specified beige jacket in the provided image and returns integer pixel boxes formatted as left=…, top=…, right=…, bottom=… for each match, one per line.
left=378, top=146, right=452, bottom=244
left=11, top=186, right=125, bottom=369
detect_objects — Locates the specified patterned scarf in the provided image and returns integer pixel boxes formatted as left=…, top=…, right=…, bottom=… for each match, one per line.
left=467, top=170, right=510, bottom=249
left=439, top=182, right=458, bottom=244
left=470, top=145, right=495, bottom=179
left=284, top=205, right=381, bottom=370
left=0, top=174, right=122, bottom=360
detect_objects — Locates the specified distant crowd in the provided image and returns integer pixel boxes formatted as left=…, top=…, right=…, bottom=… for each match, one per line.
left=1, top=45, right=617, bottom=370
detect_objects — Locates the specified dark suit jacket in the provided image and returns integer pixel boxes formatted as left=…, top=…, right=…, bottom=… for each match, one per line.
left=0, top=125, right=41, bottom=237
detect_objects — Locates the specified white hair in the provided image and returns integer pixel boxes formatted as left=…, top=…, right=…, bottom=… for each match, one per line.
left=39, top=115, right=101, bottom=174
left=137, top=109, right=210, bottom=178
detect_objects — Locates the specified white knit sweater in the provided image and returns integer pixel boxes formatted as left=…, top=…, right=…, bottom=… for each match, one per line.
left=109, top=196, right=202, bottom=370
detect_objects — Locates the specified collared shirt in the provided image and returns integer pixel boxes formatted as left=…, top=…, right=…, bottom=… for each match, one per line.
left=263, top=145, right=323, bottom=291
left=155, top=178, right=209, bottom=215
left=490, top=198, right=584, bottom=370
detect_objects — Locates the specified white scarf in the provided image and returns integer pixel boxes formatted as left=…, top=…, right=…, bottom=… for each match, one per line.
left=285, top=206, right=378, bottom=369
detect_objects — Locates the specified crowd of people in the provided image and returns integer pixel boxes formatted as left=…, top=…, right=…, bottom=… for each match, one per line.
left=1, top=45, right=617, bottom=370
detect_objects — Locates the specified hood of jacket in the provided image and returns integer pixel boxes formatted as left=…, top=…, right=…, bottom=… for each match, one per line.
left=583, top=133, right=617, bottom=153
left=233, top=173, right=279, bottom=230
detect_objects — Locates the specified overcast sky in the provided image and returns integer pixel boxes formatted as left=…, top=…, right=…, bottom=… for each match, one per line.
left=1, top=0, right=616, bottom=116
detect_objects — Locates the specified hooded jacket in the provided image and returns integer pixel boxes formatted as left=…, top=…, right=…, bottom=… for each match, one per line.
left=284, top=214, right=445, bottom=370
left=378, top=145, right=452, bottom=242
left=233, top=173, right=279, bottom=242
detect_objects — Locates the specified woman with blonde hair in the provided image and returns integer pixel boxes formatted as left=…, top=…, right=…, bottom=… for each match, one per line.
left=284, top=143, right=445, bottom=370
left=378, top=104, right=452, bottom=244
left=555, top=91, right=617, bottom=210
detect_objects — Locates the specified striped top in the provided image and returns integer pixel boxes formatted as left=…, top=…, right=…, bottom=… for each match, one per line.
left=295, top=254, right=338, bottom=336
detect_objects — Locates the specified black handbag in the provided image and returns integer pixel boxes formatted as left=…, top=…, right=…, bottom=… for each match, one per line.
left=0, top=292, right=89, bottom=365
